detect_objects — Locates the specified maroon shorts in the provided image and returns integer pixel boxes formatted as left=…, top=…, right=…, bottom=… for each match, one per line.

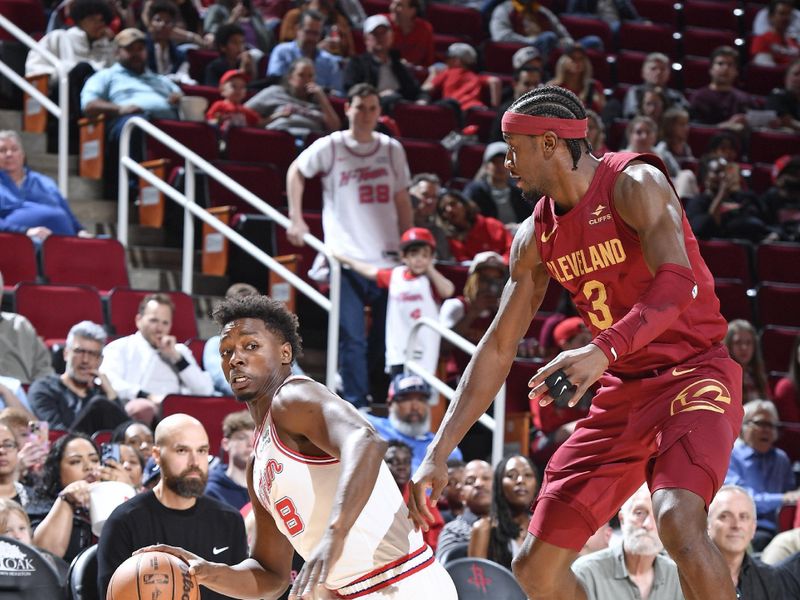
left=527, top=344, right=743, bottom=552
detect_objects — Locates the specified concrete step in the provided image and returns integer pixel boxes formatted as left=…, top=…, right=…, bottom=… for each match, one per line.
left=128, top=267, right=229, bottom=297
left=26, top=151, right=78, bottom=173
left=0, top=109, right=22, bottom=131
left=127, top=246, right=197, bottom=271
left=70, top=197, right=117, bottom=230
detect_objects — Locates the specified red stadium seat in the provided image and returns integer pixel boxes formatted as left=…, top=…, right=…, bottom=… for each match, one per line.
left=456, top=143, right=486, bottom=180
left=749, top=130, right=800, bottom=164
left=680, top=56, right=711, bottom=92
left=426, top=4, right=485, bottom=46
left=698, top=239, right=753, bottom=286
left=225, top=127, right=297, bottom=174
left=761, top=325, right=800, bottom=373
left=713, top=278, right=754, bottom=323
left=757, top=242, right=800, bottom=285
left=14, top=283, right=104, bottom=345
left=0, top=233, right=38, bottom=292
left=682, top=1, right=741, bottom=32
left=108, top=287, right=198, bottom=340
left=42, top=235, right=129, bottom=295
left=687, top=124, right=721, bottom=159
left=743, top=64, right=785, bottom=97
left=633, top=0, right=679, bottom=26
left=0, top=0, right=45, bottom=40
left=147, top=120, right=219, bottom=166
left=208, top=161, right=285, bottom=213
left=399, top=138, right=452, bottom=182
left=361, top=0, right=390, bottom=15
left=483, top=41, right=526, bottom=75
left=560, top=15, right=614, bottom=51
left=179, top=83, right=221, bottom=106
left=464, top=108, right=498, bottom=144
left=757, top=283, right=800, bottom=327
left=436, top=263, right=469, bottom=295
left=617, top=22, right=679, bottom=58
left=91, top=430, right=113, bottom=446
left=393, top=102, right=459, bottom=140
left=185, top=48, right=218, bottom=83
left=184, top=337, right=206, bottom=368
left=49, top=428, right=68, bottom=443
left=682, top=27, right=740, bottom=60
left=747, top=162, right=774, bottom=195
left=615, top=51, right=648, bottom=86
left=162, top=394, right=242, bottom=455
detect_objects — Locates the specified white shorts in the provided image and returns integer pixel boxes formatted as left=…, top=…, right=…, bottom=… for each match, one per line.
left=347, top=560, right=457, bottom=599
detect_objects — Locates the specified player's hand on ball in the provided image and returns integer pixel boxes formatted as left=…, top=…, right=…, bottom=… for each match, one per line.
left=133, top=544, right=212, bottom=583
left=289, top=531, right=345, bottom=599
left=406, top=458, right=447, bottom=532
left=529, top=344, right=608, bottom=408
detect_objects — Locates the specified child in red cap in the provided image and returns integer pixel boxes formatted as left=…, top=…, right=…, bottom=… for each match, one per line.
left=205, top=70, right=263, bottom=131
left=335, top=227, right=455, bottom=381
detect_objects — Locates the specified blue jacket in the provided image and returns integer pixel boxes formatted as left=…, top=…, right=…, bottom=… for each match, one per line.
left=0, top=168, right=83, bottom=235
left=205, top=462, right=249, bottom=510
left=367, top=415, right=462, bottom=473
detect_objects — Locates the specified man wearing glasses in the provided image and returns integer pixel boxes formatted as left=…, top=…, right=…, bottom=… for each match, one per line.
left=28, top=321, right=128, bottom=434
left=724, top=400, right=800, bottom=551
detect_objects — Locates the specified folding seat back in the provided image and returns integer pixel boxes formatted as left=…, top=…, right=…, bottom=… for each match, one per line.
left=617, top=22, right=678, bottom=57
left=0, top=232, right=38, bottom=291
left=615, top=50, right=648, bottom=86
left=713, top=278, right=754, bottom=323
left=682, top=1, right=741, bottom=32
left=14, top=283, right=104, bottom=345
left=445, top=558, right=527, bottom=600
left=757, top=283, right=800, bottom=327
left=760, top=325, right=800, bottom=373
left=108, top=288, right=198, bottom=340
left=393, top=103, right=459, bottom=140
left=464, top=109, right=498, bottom=144
left=0, top=0, right=45, bottom=40
left=179, top=83, right=222, bottom=106
left=748, top=131, right=800, bottom=164
left=633, top=0, right=679, bottom=26
left=681, top=56, right=711, bottom=92
left=185, top=48, right=218, bottom=82
left=42, top=236, right=129, bottom=294
left=698, top=239, right=753, bottom=286
left=147, top=120, right=219, bottom=166
left=687, top=124, right=721, bottom=158
left=757, top=242, right=800, bottom=285
left=399, top=138, right=452, bottom=182
left=456, top=143, right=486, bottom=180
left=483, top=41, right=526, bottom=75
left=361, top=0, right=390, bottom=15
left=208, top=162, right=285, bottom=214
left=559, top=15, right=613, bottom=51
left=426, top=3, right=485, bottom=45
left=225, top=127, right=297, bottom=174
left=162, top=395, right=241, bottom=455
left=682, top=27, right=739, bottom=59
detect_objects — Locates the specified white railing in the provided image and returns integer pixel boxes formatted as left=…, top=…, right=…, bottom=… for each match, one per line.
left=405, top=317, right=505, bottom=466
left=0, top=14, right=69, bottom=196
left=117, top=116, right=341, bottom=387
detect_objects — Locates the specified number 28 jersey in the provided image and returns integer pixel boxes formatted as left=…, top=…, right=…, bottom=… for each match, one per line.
left=295, top=131, right=411, bottom=268
left=533, top=152, right=728, bottom=377
left=252, top=377, right=429, bottom=594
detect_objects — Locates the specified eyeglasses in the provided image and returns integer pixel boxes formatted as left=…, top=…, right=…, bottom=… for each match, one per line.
left=748, top=420, right=779, bottom=430
left=71, top=347, right=102, bottom=359
left=0, top=441, right=18, bottom=451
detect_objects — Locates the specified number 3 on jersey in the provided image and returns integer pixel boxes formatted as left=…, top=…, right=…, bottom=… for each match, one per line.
left=275, top=497, right=305, bottom=536
left=359, top=184, right=390, bottom=204
left=582, top=280, right=613, bottom=330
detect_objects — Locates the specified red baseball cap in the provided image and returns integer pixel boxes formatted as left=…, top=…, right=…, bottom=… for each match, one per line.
left=553, top=317, right=586, bottom=347
left=219, top=69, right=250, bottom=87
left=400, top=227, right=436, bottom=251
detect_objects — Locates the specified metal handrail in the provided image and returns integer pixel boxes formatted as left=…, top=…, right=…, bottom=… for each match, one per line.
left=405, top=317, right=505, bottom=466
left=0, top=14, right=69, bottom=196
left=118, top=116, right=341, bottom=388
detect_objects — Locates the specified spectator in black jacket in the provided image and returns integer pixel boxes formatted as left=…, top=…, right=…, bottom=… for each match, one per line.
left=28, top=321, right=128, bottom=434
left=766, top=57, right=800, bottom=132
left=463, top=142, right=529, bottom=227
left=565, top=0, right=641, bottom=32
left=343, top=14, right=419, bottom=112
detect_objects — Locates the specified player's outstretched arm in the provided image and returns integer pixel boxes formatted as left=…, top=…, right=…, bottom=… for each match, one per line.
left=137, top=459, right=295, bottom=599
left=408, top=218, right=549, bottom=529
left=270, top=381, right=389, bottom=599
left=530, top=162, right=695, bottom=408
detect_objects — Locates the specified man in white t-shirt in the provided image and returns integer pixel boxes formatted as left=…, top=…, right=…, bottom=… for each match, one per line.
left=286, top=83, right=413, bottom=408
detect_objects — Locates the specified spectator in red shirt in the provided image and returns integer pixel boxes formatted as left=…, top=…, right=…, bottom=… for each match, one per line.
left=436, top=189, right=512, bottom=262
left=205, top=69, right=263, bottom=131
left=386, top=0, right=434, bottom=67
left=774, top=334, right=800, bottom=462
left=751, top=0, right=800, bottom=67
left=420, top=43, right=501, bottom=121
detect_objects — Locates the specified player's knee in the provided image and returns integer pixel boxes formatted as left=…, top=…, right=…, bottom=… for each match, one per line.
left=655, top=495, right=707, bottom=561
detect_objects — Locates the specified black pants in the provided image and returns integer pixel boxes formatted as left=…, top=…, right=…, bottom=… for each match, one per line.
left=70, top=397, right=129, bottom=436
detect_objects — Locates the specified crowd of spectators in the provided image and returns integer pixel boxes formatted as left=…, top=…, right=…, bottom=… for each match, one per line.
left=4, top=0, right=800, bottom=596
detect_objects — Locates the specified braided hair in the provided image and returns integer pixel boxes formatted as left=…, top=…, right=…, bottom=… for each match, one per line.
left=506, top=85, right=593, bottom=170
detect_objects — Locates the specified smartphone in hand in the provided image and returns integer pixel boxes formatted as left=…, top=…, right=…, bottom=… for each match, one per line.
left=101, top=443, right=121, bottom=465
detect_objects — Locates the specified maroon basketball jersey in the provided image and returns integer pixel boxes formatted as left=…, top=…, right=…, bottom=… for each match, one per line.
left=533, top=152, right=727, bottom=376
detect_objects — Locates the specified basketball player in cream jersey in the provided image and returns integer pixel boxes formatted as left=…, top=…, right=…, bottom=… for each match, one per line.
left=140, top=295, right=456, bottom=600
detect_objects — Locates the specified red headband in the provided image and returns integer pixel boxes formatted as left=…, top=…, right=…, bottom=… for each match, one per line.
left=501, top=112, right=588, bottom=139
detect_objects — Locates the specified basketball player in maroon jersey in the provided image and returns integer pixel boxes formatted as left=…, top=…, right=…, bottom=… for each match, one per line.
left=408, top=86, right=743, bottom=600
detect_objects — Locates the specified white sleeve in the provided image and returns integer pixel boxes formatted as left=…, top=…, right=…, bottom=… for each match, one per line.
left=100, top=340, right=140, bottom=402
left=25, top=31, right=58, bottom=77
left=439, top=298, right=466, bottom=329
left=176, top=344, right=215, bottom=396
left=389, top=139, right=411, bottom=190
left=295, top=135, right=334, bottom=179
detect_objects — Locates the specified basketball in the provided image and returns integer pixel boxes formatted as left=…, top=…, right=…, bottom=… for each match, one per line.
left=107, top=551, right=200, bottom=600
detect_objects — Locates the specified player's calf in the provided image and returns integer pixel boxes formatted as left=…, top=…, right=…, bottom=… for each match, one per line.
left=511, top=535, right=587, bottom=600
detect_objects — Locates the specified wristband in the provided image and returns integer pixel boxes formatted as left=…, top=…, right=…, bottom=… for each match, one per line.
left=174, top=357, right=190, bottom=371
left=592, top=263, right=697, bottom=364
left=58, top=491, right=80, bottom=511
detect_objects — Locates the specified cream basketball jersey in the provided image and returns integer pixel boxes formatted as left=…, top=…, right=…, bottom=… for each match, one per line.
left=295, top=131, right=411, bottom=268
left=252, top=377, right=432, bottom=596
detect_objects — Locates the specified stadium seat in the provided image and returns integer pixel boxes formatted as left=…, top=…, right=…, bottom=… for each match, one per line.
left=747, top=162, right=774, bottom=195
left=399, top=138, right=453, bottom=182
left=179, top=83, right=222, bottom=106
left=107, top=287, right=198, bottom=340
left=209, top=161, right=285, bottom=214
left=617, top=22, right=679, bottom=58
left=147, top=120, right=219, bottom=167
left=748, top=131, right=800, bottom=164
left=445, top=558, right=527, bottom=600
left=615, top=51, right=648, bottom=86
left=361, top=0, right=390, bottom=15
left=560, top=15, right=614, bottom=51
left=49, top=428, right=68, bottom=443
left=680, top=56, right=711, bottom=92
left=185, top=48, right=218, bottom=82
left=42, top=236, right=129, bottom=295
left=162, top=394, right=242, bottom=455
left=0, top=0, right=46, bottom=40
left=607, top=119, right=629, bottom=151
left=687, top=124, right=721, bottom=159
left=483, top=41, right=526, bottom=75
left=761, top=325, right=800, bottom=373
left=185, top=337, right=206, bottom=368
left=698, top=239, right=753, bottom=286
left=464, top=108, right=498, bottom=144
left=437, top=543, right=469, bottom=567
left=67, top=543, right=98, bottom=600
left=426, top=3, right=485, bottom=46
left=682, top=27, right=740, bottom=60
left=90, top=430, right=112, bottom=446
left=633, top=0, right=679, bottom=26
left=713, top=278, right=754, bottom=323
left=225, top=127, right=297, bottom=175
left=393, top=102, right=459, bottom=140
left=14, top=283, right=104, bottom=346
left=0, top=232, right=38, bottom=292
left=756, top=242, right=800, bottom=284
left=0, top=536, right=63, bottom=599
left=682, top=1, right=741, bottom=32
left=456, top=143, right=486, bottom=180
left=275, top=212, right=323, bottom=288
left=436, top=263, right=469, bottom=295
left=757, top=283, right=800, bottom=327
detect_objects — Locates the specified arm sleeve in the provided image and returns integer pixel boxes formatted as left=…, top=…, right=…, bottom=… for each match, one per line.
left=99, top=341, right=140, bottom=402
left=439, top=298, right=466, bottom=329
left=267, top=45, right=290, bottom=77
left=176, top=344, right=214, bottom=396
left=46, top=176, right=83, bottom=233
left=80, top=70, right=109, bottom=110
left=375, top=269, right=393, bottom=289
left=490, top=3, right=532, bottom=43
left=389, top=140, right=411, bottom=189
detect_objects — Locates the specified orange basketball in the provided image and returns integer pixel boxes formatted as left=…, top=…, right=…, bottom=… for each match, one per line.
left=107, top=551, right=200, bottom=600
